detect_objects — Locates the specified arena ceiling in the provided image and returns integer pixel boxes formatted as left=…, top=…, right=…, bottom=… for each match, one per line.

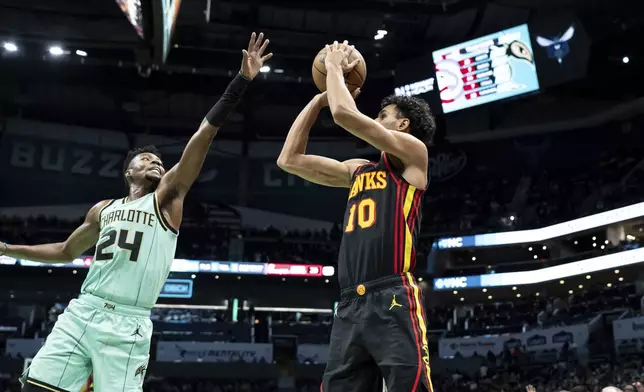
left=0, top=0, right=642, bottom=137
left=0, top=0, right=639, bottom=75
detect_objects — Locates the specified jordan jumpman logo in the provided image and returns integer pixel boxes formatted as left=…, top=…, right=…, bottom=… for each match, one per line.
left=389, top=295, right=403, bottom=310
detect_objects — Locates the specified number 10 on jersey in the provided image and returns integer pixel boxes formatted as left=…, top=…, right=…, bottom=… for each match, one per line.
left=345, top=198, right=376, bottom=233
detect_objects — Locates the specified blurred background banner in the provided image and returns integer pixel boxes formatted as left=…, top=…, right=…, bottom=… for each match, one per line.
left=156, top=341, right=273, bottom=363
left=438, top=323, right=589, bottom=358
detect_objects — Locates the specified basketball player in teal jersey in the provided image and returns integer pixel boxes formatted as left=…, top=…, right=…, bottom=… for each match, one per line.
left=0, top=33, right=272, bottom=392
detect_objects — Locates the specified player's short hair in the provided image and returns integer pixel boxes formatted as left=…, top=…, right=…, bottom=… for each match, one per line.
left=381, top=95, right=436, bottom=145
left=122, top=145, right=162, bottom=185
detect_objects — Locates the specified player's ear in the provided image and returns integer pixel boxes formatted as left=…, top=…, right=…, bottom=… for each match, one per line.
left=398, top=118, right=410, bottom=132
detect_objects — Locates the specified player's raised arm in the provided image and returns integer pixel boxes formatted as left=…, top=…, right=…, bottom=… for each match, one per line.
left=158, top=32, right=273, bottom=200
left=277, top=91, right=368, bottom=188
left=0, top=200, right=109, bottom=263
left=324, top=41, right=428, bottom=174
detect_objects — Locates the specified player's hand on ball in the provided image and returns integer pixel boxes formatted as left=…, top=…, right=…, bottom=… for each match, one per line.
left=325, top=40, right=361, bottom=73
left=241, top=32, right=273, bottom=80
left=316, top=88, right=361, bottom=108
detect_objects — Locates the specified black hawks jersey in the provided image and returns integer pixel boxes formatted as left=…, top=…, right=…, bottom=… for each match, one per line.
left=337, top=152, right=425, bottom=288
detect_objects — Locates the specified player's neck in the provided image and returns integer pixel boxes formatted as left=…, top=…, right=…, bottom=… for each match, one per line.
left=127, top=185, right=153, bottom=202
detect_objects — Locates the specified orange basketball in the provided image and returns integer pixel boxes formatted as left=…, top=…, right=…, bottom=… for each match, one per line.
left=312, top=46, right=367, bottom=93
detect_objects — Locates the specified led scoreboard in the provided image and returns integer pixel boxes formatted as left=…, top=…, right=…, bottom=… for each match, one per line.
left=433, top=24, right=540, bottom=113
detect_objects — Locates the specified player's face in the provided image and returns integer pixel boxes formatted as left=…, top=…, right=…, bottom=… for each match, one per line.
left=375, top=104, right=410, bottom=133
left=130, top=153, right=165, bottom=185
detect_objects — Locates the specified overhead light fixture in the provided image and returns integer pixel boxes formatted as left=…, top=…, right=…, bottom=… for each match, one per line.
left=460, top=297, right=464, bottom=302
left=512, top=286, right=517, bottom=291
left=568, top=290, right=573, bottom=294
left=592, top=236, right=597, bottom=241
left=528, top=247, right=533, bottom=251
left=560, top=280, right=565, bottom=284
left=586, top=275, right=591, bottom=279
left=488, top=295, right=492, bottom=300
left=418, top=277, right=423, bottom=282
left=574, top=241, right=578, bottom=245
left=619, top=277, right=624, bottom=282
left=471, top=256, right=476, bottom=261
left=453, top=290, right=458, bottom=295
left=542, top=245, right=547, bottom=250
left=3, top=42, right=18, bottom=52
left=482, top=288, right=487, bottom=293
left=49, top=46, right=64, bottom=56
left=374, top=29, right=388, bottom=40
left=533, top=255, right=538, bottom=259
left=516, top=293, right=521, bottom=298
left=259, top=65, right=270, bottom=73
left=623, top=56, right=630, bottom=64
left=274, top=68, right=284, bottom=74
left=615, top=269, right=620, bottom=274
left=75, top=50, right=87, bottom=57
left=607, top=283, right=612, bottom=287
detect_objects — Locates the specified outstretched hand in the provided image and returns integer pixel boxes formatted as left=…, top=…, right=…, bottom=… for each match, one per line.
left=324, top=40, right=360, bottom=73
left=241, top=32, right=273, bottom=80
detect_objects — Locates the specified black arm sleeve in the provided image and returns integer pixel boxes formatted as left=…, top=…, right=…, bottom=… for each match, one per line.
left=204, top=72, right=251, bottom=127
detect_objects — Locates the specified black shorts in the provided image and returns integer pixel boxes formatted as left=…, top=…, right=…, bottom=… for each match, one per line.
left=322, top=274, right=434, bottom=392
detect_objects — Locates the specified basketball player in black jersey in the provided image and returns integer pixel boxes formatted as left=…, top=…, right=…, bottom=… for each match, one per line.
left=278, top=41, right=436, bottom=392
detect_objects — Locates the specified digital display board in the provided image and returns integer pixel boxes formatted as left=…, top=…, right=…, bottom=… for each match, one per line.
left=115, top=0, right=145, bottom=39
left=434, top=201, right=644, bottom=249
left=433, top=247, right=644, bottom=290
left=433, top=24, right=540, bottom=113
left=0, top=256, right=335, bottom=278
left=530, top=14, right=590, bottom=88
left=159, top=279, right=193, bottom=298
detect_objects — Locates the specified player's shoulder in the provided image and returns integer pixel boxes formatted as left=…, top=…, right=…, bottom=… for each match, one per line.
left=92, top=199, right=116, bottom=211
left=87, top=199, right=116, bottom=221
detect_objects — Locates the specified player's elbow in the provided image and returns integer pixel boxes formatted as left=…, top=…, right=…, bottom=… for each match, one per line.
left=276, top=155, right=290, bottom=170
left=276, top=155, right=297, bottom=173
left=60, top=242, right=80, bottom=262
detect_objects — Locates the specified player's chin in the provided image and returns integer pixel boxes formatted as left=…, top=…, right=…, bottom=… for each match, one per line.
left=145, top=172, right=163, bottom=183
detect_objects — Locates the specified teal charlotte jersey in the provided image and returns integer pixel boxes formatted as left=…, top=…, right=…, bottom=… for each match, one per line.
left=80, top=192, right=178, bottom=309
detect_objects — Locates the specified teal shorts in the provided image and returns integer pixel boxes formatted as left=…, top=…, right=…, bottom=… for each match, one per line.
left=20, top=293, right=152, bottom=392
